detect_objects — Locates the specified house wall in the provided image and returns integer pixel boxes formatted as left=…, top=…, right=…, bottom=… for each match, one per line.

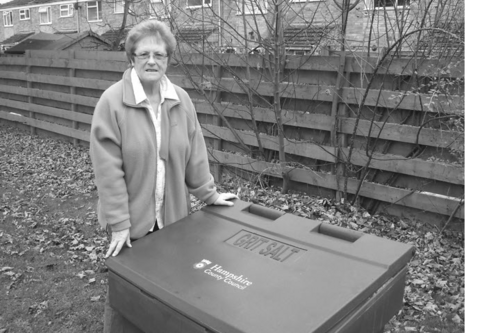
left=0, top=0, right=130, bottom=43
left=167, top=0, right=419, bottom=53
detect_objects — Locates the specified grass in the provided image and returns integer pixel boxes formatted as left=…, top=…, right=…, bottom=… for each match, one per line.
left=1, top=187, right=106, bottom=332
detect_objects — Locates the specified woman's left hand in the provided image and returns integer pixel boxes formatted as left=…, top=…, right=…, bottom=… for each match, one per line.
left=213, top=193, right=238, bottom=206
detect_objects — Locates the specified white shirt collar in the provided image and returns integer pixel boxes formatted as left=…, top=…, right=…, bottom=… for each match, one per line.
left=130, top=67, right=179, bottom=105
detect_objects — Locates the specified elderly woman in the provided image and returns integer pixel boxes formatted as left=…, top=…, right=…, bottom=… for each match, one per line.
left=90, top=20, right=237, bottom=331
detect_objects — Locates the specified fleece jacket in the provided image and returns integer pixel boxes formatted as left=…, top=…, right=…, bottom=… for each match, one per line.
left=90, top=68, right=219, bottom=239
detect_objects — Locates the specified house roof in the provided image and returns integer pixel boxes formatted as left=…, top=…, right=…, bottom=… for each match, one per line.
left=51, top=30, right=111, bottom=49
left=0, top=31, right=34, bottom=45
left=417, top=21, right=464, bottom=57
left=100, top=28, right=130, bottom=45
left=4, top=30, right=110, bottom=54
left=54, top=30, right=78, bottom=34
left=0, top=0, right=65, bottom=10
left=4, top=32, right=64, bottom=53
left=176, top=27, right=216, bottom=45
left=283, top=26, right=333, bottom=49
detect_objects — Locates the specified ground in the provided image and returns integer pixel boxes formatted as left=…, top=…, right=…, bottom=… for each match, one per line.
left=0, top=124, right=464, bottom=333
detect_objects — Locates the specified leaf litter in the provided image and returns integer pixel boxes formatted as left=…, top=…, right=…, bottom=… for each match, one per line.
left=0, top=125, right=464, bottom=332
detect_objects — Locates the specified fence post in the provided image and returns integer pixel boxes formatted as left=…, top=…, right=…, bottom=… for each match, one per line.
left=211, top=61, right=224, bottom=182
left=25, top=50, right=35, bottom=136
left=69, top=50, right=78, bottom=146
left=330, top=51, right=350, bottom=201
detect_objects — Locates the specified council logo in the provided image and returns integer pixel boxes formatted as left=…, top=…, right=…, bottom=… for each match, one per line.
left=193, top=259, right=212, bottom=269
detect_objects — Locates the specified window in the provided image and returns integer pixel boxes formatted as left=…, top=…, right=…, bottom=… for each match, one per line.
left=366, top=0, right=409, bottom=9
left=287, top=48, right=311, bottom=56
left=87, top=1, right=102, bottom=22
left=19, top=9, right=30, bottom=20
left=115, top=0, right=125, bottom=13
left=3, top=11, right=13, bottom=26
left=60, top=4, right=74, bottom=17
left=237, top=0, right=268, bottom=14
left=186, top=0, right=211, bottom=8
left=39, top=6, right=52, bottom=24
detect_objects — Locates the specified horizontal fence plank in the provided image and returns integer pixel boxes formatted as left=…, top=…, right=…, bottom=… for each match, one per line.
left=343, top=87, right=462, bottom=114
left=0, top=97, right=93, bottom=124
left=202, top=124, right=337, bottom=162
left=29, top=50, right=74, bottom=59
left=168, top=75, right=199, bottom=90
left=29, top=50, right=128, bottom=62
left=0, top=72, right=111, bottom=100
left=374, top=57, right=464, bottom=78
left=172, top=53, right=464, bottom=78
left=209, top=150, right=464, bottom=218
left=0, top=70, right=26, bottom=81
left=173, top=53, right=271, bottom=70
left=0, top=84, right=28, bottom=96
left=285, top=55, right=342, bottom=72
left=197, top=77, right=334, bottom=103
left=22, top=57, right=129, bottom=74
left=341, top=119, right=464, bottom=151
left=0, top=57, right=27, bottom=66
left=28, top=88, right=99, bottom=108
left=27, top=73, right=114, bottom=91
left=0, top=111, right=90, bottom=142
left=29, top=89, right=99, bottom=107
left=345, top=148, right=464, bottom=185
left=194, top=101, right=332, bottom=131
left=0, top=84, right=99, bottom=109
left=177, top=75, right=462, bottom=113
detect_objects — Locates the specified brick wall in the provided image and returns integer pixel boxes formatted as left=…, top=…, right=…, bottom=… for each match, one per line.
left=167, top=0, right=462, bottom=54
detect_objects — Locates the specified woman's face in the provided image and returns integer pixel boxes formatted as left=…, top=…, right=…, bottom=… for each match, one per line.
left=131, top=35, right=168, bottom=87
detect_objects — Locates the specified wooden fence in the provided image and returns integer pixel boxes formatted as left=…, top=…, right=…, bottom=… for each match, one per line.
left=0, top=50, right=464, bottom=226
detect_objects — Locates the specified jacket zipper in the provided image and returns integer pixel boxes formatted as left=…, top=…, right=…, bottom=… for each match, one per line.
left=144, top=104, right=158, bottom=227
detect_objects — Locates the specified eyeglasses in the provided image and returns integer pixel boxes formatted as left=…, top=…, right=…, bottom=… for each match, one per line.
left=134, top=52, right=168, bottom=60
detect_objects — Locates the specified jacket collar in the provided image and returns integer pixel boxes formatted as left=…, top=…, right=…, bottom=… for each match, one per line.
left=122, top=67, right=179, bottom=108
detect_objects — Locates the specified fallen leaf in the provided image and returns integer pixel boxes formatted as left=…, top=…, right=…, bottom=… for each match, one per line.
left=451, top=314, right=462, bottom=324
left=423, top=302, right=438, bottom=313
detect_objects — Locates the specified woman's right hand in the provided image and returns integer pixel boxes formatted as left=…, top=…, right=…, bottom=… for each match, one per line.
left=105, top=228, right=132, bottom=258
